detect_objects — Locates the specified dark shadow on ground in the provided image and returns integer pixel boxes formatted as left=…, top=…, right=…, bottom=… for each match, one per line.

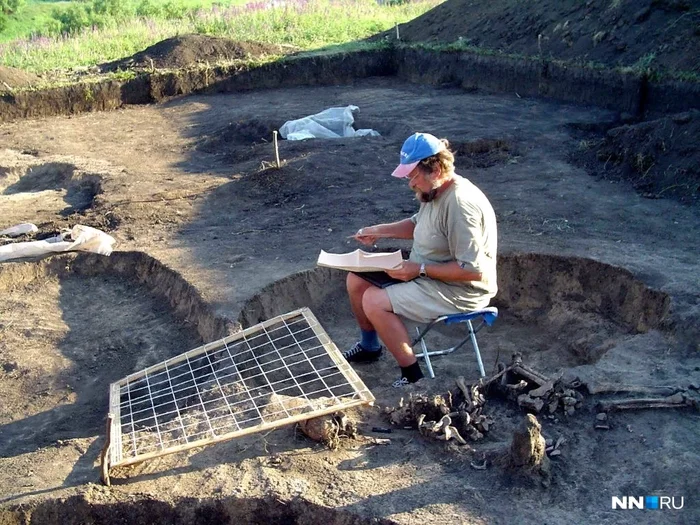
left=0, top=272, right=202, bottom=459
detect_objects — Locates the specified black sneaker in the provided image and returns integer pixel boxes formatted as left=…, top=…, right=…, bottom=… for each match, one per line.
left=343, top=342, right=383, bottom=363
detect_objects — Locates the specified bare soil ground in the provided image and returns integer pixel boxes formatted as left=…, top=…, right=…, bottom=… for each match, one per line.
left=0, top=76, right=699, bottom=524
left=98, top=35, right=292, bottom=73
left=0, top=66, right=39, bottom=92
left=570, top=109, right=700, bottom=204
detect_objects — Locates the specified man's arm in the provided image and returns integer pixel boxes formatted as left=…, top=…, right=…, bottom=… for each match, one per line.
left=387, top=260, right=482, bottom=283
left=354, top=218, right=415, bottom=245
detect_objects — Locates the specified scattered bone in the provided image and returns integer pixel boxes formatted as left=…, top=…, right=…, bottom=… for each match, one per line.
left=455, top=376, right=472, bottom=410
left=529, top=381, right=555, bottom=398
left=511, top=352, right=550, bottom=387
left=586, top=382, right=684, bottom=396
left=470, top=459, right=488, bottom=470
left=506, top=379, right=529, bottom=392
left=597, top=392, right=691, bottom=412
left=517, top=394, right=545, bottom=413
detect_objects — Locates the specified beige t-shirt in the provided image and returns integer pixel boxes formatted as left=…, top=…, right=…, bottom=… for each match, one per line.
left=409, top=175, right=498, bottom=303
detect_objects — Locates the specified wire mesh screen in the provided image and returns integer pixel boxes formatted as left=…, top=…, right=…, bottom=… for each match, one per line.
left=108, top=308, right=374, bottom=468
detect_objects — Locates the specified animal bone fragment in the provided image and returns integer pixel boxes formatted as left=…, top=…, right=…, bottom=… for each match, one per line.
left=517, top=394, right=545, bottom=413
left=443, top=425, right=468, bottom=445
left=586, top=382, right=683, bottom=396
left=529, top=381, right=554, bottom=398
left=506, top=380, right=529, bottom=391
left=456, top=376, right=472, bottom=409
left=510, top=353, right=550, bottom=387
left=597, top=392, right=690, bottom=412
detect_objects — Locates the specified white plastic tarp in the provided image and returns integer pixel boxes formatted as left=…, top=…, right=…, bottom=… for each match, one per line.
left=0, top=223, right=38, bottom=237
left=279, top=105, right=380, bottom=140
left=0, top=224, right=116, bottom=262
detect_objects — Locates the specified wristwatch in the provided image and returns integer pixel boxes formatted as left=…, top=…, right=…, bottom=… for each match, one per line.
left=419, top=263, right=427, bottom=278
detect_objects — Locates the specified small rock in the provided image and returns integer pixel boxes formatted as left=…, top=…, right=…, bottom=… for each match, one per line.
left=565, top=406, right=575, bottom=416
left=596, top=412, right=608, bottom=422
left=550, top=449, right=562, bottom=457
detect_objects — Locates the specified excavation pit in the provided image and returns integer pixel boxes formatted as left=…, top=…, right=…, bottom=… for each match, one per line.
left=0, top=156, right=104, bottom=219
left=0, top=252, right=229, bottom=460
left=239, top=253, right=670, bottom=383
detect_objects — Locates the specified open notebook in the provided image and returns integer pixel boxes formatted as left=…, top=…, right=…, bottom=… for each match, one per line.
left=317, top=249, right=402, bottom=272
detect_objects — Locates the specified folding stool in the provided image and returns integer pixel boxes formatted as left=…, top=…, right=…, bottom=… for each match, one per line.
left=411, top=307, right=498, bottom=379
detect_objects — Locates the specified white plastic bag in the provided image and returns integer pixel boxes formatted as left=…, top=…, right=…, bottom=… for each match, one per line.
left=279, top=106, right=379, bottom=140
left=0, top=224, right=116, bottom=262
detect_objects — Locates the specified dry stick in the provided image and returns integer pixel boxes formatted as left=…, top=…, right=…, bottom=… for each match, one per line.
left=100, top=413, right=114, bottom=486
left=273, top=131, right=281, bottom=169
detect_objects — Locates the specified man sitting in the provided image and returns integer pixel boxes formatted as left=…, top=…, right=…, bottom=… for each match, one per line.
left=344, top=132, right=498, bottom=387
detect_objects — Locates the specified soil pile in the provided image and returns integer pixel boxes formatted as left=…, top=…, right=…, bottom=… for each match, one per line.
left=0, top=66, right=39, bottom=91
left=574, top=109, right=700, bottom=204
left=100, top=34, right=287, bottom=72
left=388, top=0, right=700, bottom=74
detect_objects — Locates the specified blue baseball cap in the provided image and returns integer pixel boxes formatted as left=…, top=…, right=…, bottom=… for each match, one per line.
left=391, top=132, right=445, bottom=178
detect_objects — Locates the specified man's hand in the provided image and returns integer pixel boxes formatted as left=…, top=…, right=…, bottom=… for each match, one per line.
left=386, top=261, right=420, bottom=282
left=352, top=227, right=380, bottom=246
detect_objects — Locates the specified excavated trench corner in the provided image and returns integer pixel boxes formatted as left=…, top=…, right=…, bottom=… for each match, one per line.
left=238, top=253, right=670, bottom=366
left=0, top=494, right=398, bottom=525
left=0, top=251, right=233, bottom=458
left=0, top=160, right=102, bottom=215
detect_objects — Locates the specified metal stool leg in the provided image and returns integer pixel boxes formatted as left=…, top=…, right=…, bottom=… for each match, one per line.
left=467, top=320, right=486, bottom=377
left=416, top=326, right=435, bottom=379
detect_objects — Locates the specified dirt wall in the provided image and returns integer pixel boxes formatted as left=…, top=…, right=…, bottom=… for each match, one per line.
left=1, top=48, right=698, bottom=123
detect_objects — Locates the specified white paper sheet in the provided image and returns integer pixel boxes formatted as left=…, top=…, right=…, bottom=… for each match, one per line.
left=317, top=249, right=402, bottom=272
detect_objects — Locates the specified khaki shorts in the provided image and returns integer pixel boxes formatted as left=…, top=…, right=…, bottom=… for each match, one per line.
left=385, top=278, right=491, bottom=323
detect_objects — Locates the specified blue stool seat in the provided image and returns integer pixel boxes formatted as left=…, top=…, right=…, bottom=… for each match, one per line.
left=411, top=307, right=498, bottom=379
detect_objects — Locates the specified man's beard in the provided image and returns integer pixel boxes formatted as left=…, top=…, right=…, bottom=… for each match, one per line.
left=416, top=188, right=438, bottom=203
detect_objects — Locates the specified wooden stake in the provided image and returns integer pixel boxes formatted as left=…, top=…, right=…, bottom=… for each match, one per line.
left=395, top=23, right=400, bottom=41
left=273, top=130, right=281, bottom=168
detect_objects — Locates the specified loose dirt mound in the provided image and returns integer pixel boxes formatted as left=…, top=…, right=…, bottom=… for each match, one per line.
left=0, top=66, right=39, bottom=91
left=100, top=34, right=286, bottom=72
left=387, top=0, right=700, bottom=74
left=575, top=109, right=700, bottom=204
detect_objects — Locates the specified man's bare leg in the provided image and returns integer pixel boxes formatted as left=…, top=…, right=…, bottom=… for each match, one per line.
left=361, top=287, right=417, bottom=367
left=346, top=273, right=376, bottom=332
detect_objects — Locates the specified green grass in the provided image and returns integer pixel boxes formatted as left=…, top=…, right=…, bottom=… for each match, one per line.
left=0, top=0, right=442, bottom=73
left=0, top=1, right=72, bottom=42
